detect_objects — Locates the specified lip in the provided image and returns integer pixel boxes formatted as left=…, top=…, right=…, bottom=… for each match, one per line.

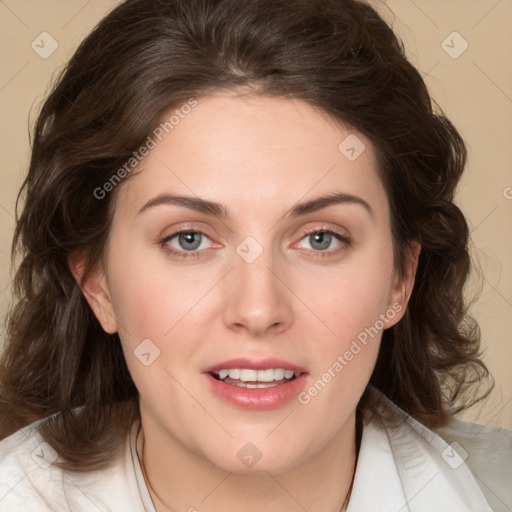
left=203, top=358, right=309, bottom=411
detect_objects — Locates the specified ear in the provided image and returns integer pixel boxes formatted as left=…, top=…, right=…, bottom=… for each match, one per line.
left=68, top=251, right=118, bottom=334
left=385, top=241, right=421, bottom=328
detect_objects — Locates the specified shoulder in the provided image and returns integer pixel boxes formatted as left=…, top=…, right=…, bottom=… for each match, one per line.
left=0, top=418, right=149, bottom=512
left=435, top=417, right=512, bottom=512
left=0, top=420, right=60, bottom=510
left=354, top=386, right=510, bottom=511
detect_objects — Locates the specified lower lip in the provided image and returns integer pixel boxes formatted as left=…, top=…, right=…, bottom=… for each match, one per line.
left=204, top=373, right=309, bottom=410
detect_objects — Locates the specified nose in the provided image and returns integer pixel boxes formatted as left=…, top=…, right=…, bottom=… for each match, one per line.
left=221, top=246, right=294, bottom=338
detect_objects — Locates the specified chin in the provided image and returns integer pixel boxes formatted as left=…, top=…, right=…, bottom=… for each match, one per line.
left=198, top=437, right=313, bottom=475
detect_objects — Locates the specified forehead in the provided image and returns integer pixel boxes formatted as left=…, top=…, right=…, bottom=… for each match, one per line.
left=114, top=92, right=388, bottom=222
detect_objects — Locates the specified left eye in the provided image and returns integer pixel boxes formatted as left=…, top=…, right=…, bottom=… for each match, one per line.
left=296, top=230, right=343, bottom=251
left=165, top=231, right=212, bottom=252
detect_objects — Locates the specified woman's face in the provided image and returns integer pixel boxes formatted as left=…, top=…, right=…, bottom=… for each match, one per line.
left=85, top=92, right=412, bottom=473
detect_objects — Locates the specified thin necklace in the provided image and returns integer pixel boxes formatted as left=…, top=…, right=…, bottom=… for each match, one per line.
left=340, top=407, right=362, bottom=511
left=139, top=433, right=175, bottom=512
left=137, top=412, right=361, bottom=512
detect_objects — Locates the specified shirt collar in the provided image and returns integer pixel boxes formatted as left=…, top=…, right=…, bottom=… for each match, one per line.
left=346, top=387, right=493, bottom=511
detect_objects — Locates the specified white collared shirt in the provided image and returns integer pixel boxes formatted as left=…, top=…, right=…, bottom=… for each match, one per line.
left=347, top=388, right=510, bottom=511
left=0, top=390, right=509, bottom=511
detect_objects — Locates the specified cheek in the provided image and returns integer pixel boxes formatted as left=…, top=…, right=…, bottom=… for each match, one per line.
left=299, top=242, right=395, bottom=343
left=106, top=253, right=202, bottom=402
left=105, top=240, right=224, bottom=396
left=106, top=236, right=211, bottom=343
left=293, top=238, right=395, bottom=397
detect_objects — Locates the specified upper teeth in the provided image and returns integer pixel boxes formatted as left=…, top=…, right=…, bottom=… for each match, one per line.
left=217, top=368, right=298, bottom=382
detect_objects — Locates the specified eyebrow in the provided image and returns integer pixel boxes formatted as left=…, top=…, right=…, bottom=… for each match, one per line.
left=137, top=192, right=373, bottom=218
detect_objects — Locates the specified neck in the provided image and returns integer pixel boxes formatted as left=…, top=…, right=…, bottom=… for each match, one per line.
left=137, top=409, right=360, bottom=512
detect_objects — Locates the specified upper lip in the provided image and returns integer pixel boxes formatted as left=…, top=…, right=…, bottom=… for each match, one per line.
left=203, top=358, right=307, bottom=374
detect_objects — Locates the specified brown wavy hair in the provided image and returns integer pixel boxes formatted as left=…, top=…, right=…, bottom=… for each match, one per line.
left=0, top=0, right=492, bottom=470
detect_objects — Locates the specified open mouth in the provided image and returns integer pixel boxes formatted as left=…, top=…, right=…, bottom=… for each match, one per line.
left=204, top=361, right=308, bottom=409
left=209, top=368, right=301, bottom=389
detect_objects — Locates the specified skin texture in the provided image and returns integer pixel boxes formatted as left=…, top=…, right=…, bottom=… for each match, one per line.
left=73, top=91, right=419, bottom=511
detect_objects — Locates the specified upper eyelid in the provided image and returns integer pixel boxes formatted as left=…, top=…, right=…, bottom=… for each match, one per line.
left=162, top=229, right=215, bottom=245
left=162, top=224, right=348, bottom=238
left=299, top=225, right=349, bottom=237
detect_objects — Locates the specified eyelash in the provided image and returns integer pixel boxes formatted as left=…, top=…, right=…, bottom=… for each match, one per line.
left=159, top=227, right=352, bottom=260
left=295, top=227, right=352, bottom=258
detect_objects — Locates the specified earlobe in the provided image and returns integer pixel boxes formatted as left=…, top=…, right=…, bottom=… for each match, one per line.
left=68, top=251, right=118, bottom=334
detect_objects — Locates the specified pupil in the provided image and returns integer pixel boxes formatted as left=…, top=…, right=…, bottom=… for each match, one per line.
left=310, top=231, right=331, bottom=250
left=179, top=232, right=201, bottom=251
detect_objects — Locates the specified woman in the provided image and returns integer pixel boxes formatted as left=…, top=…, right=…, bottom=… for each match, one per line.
left=0, top=0, right=509, bottom=510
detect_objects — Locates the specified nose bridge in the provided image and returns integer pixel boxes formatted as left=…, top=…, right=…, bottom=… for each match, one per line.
left=223, top=235, right=293, bottom=335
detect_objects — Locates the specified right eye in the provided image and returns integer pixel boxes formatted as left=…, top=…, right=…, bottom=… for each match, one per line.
left=160, top=230, right=216, bottom=258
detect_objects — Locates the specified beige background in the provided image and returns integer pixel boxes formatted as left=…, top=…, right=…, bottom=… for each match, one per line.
left=0, top=1, right=510, bottom=428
